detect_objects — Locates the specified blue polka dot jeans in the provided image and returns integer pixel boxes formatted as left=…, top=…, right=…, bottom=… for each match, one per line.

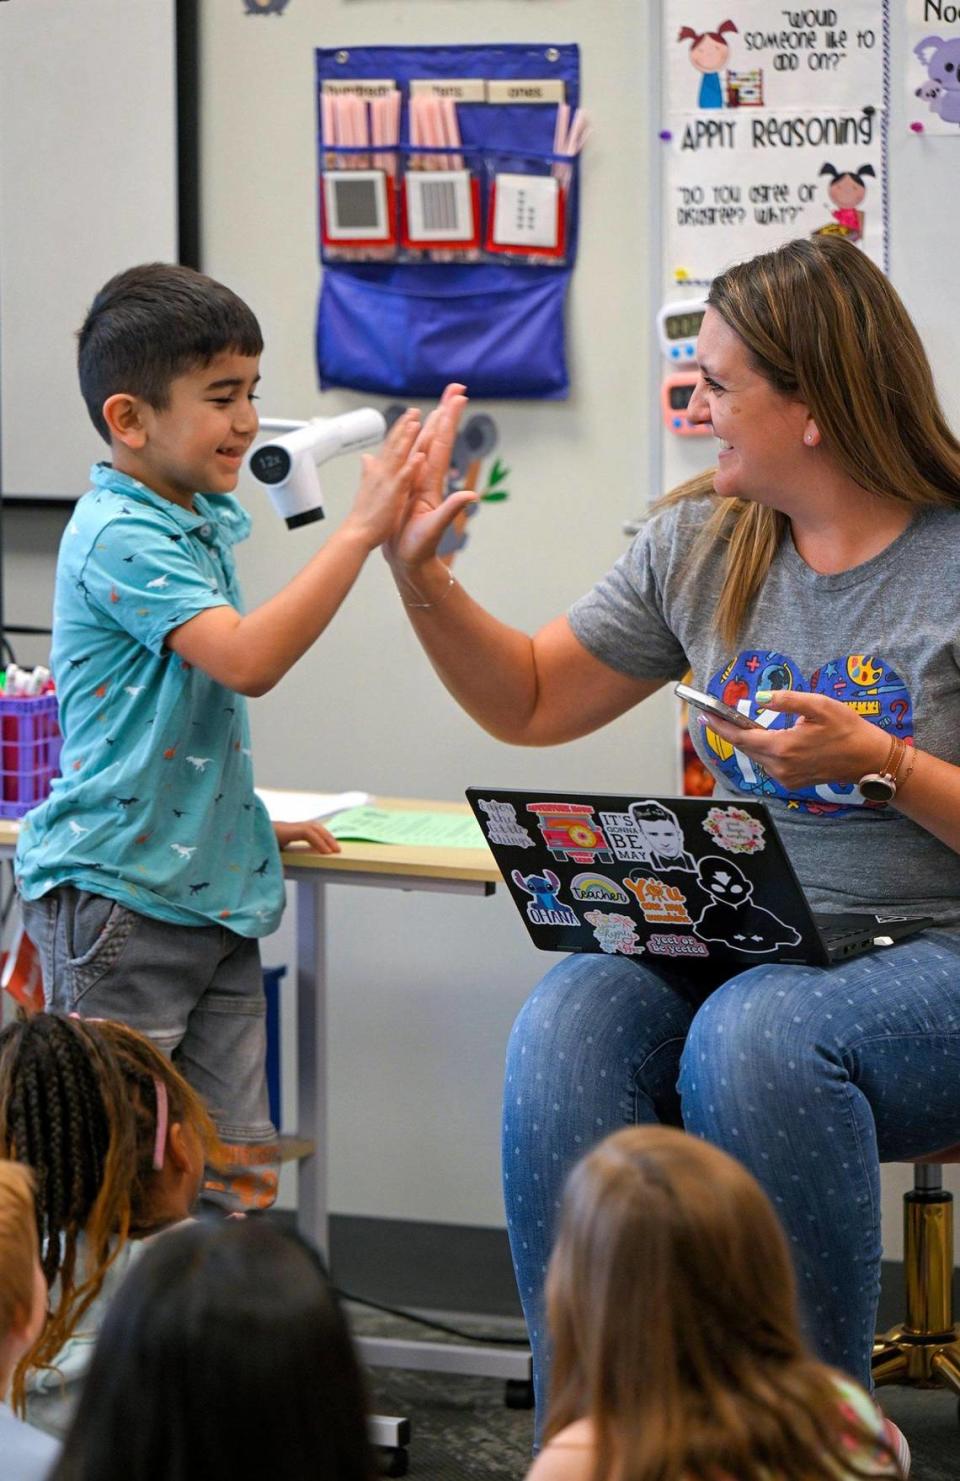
left=501, top=934, right=960, bottom=1434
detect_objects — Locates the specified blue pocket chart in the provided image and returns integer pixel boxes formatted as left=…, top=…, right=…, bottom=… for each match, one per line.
left=315, top=44, right=581, bottom=400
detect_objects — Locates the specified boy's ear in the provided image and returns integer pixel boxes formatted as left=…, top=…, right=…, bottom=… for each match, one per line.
left=102, top=392, right=148, bottom=450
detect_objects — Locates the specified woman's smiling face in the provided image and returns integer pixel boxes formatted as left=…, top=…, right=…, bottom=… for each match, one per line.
left=686, top=308, right=812, bottom=508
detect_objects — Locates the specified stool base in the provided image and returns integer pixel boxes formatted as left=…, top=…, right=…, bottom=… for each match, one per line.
left=873, top=1327, right=960, bottom=1393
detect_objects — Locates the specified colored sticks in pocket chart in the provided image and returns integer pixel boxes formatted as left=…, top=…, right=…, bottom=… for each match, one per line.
left=552, top=104, right=590, bottom=189
left=320, top=88, right=401, bottom=260
left=405, top=94, right=479, bottom=261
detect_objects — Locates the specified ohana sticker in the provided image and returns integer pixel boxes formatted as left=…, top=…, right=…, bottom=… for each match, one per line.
left=583, top=910, right=643, bottom=955
left=570, top=873, right=630, bottom=904
left=477, top=799, right=535, bottom=849
left=701, top=805, right=766, bottom=855
left=512, top=868, right=580, bottom=927
left=623, top=875, right=693, bottom=926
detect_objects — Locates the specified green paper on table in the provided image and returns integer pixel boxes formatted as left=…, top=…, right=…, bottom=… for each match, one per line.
left=326, top=806, right=487, bottom=849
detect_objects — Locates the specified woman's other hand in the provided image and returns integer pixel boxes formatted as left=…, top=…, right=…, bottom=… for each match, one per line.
left=702, top=690, right=895, bottom=792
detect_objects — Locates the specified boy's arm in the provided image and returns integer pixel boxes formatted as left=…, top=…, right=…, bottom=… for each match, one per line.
left=166, top=411, right=422, bottom=696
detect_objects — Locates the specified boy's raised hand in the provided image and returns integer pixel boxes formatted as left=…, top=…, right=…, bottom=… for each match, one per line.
left=385, top=385, right=478, bottom=576
left=342, top=408, right=423, bottom=550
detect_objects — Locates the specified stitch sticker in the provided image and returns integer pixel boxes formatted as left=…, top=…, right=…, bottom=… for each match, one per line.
left=598, top=811, right=653, bottom=864
left=702, top=805, right=766, bottom=855
left=583, top=910, right=643, bottom=956
left=526, top=803, right=613, bottom=865
left=512, top=869, right=580, bottom=928
left=623, top=875, right=693, bottom=926
left=694, top=856, right=801, bottom=954
left=647, top=932, right=710, bottom=959
left=477, top=799, right=535, bottom=849
left=570, top=873, right=630, bottom=904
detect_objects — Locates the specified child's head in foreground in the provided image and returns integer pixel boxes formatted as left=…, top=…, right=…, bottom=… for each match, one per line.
left=51, top=1219, right=375, bottom=1481
left=0, top=1012, right=220, bottom=1409
left=544, top=1125, right=898, bottom=1481
left=0, top=1161, right=47, bottom=1403
left=77, top=262, right=263, bottom=504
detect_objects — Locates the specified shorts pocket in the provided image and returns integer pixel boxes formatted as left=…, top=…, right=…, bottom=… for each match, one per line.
left=67, top=895, right=139, bottom=1002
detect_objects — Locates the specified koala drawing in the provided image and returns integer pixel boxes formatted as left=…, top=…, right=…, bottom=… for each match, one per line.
left=915, top=35, right=960, bottom=125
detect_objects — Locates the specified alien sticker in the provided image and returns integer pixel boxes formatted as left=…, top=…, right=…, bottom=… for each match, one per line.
left=693, top=856, right=801, bottom=954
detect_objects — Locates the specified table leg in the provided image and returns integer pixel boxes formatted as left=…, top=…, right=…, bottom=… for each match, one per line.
left=295, top=875, right=328, bottom=1253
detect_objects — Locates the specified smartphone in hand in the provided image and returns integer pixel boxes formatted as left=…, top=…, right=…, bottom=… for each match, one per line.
left=674, top=681, right=761, bottom=731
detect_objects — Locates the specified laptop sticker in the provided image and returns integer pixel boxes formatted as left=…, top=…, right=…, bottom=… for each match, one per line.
left=583, top=910, right=643, bottom=956
left=598, top=811, right=656, bottom=863
left=700, top=651, right=913, bottom=816
left=526, top=802, right=613, bottom=864
left=477, top=798, right=535, bottom=849
left=693, top=856, right=802, bottom=954
left=570, top=873, right=630, bottom=904
left=702, top=804, right=766, bottom=854
left=647, top=932, right=710, bottom=959
left=627, top=801, right=697, bottom=871
left=512, top=869, right=580, bottom=927
left=623, top=874, right=694, bottom=926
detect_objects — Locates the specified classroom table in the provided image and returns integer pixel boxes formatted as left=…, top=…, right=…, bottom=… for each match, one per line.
left=0, top=799, right=532, bottom=1449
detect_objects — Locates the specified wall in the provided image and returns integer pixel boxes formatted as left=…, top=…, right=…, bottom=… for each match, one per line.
left=0, top=0, right=178, bottom=498
left=1, top=0, right=956, bottom=1254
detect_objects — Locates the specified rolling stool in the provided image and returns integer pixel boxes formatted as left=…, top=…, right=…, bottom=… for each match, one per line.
left=873, top=1156, right=960, bottom=1406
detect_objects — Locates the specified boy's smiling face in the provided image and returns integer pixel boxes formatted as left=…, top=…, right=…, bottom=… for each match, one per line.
left=107, top=350, right=261, bottom=509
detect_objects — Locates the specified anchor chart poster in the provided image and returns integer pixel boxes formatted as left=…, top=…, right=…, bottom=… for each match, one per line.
left=907, top=1, right=960, bottom=134
left=662, top=3, right=888, bottom=283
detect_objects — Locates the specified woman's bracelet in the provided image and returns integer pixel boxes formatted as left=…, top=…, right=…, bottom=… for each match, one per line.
left=401, top=573, right=457, bottom=610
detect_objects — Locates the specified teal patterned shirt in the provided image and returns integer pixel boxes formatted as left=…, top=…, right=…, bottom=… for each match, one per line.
left=15, top=464, right=285, bottom=937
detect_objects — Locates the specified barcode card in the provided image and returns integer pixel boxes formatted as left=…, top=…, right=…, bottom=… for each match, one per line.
left=405, top=170, right=475, bottom=242
left=322, top=170, right=390, bottom=241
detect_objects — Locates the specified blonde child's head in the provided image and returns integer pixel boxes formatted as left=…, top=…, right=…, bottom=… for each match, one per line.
left=545, top=1126, right=897, bottom=1481
left=0, top=1161, right=47, bottom=1400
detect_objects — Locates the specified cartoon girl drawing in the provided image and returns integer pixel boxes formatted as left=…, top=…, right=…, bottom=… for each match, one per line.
left=677, top=19, right=738, bottom=109
left=815, top=163, right=875, bottom=244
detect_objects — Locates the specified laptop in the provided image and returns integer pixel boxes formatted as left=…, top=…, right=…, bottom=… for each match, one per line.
left=466, top=788, right=933, bottom=968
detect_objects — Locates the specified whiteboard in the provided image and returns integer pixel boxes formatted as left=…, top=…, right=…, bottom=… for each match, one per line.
left=0, top=0, right=179, bottom=500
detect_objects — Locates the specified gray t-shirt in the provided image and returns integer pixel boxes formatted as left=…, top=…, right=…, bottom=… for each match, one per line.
left=569, top=496, right=960, bottom=925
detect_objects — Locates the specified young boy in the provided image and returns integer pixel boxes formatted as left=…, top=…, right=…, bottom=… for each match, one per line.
left=15, top=262, right=429, bottom=1210
left=0, top=1160, right=59, bottom=1477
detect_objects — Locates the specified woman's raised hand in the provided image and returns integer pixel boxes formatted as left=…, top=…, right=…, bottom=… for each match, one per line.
left=385, top=384, right=478, bottom=579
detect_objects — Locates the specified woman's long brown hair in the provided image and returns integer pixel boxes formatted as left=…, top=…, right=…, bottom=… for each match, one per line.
left=544, top=1126, right=900, bottom=1481
left=0, top=1013, right=220, bottom=1412
left=661, top=235, right=960, bottom=645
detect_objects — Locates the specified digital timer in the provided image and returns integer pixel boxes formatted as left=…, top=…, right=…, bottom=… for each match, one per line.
left=661, top=372, right=710, bottom=436
left=656, top=298, right=709, bottom=363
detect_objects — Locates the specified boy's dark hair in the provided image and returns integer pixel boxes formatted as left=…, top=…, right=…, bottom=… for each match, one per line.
left=51, top=1220, right=376, bottom=1481
left=77, top=262, right=263, bottom=443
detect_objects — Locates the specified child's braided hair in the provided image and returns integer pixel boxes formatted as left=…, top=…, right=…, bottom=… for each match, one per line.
left=0, top=1013, right=220, bottom=1411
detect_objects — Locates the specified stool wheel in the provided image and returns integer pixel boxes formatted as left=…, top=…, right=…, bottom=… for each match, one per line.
left=505, top=1377, right=535, bottom=1409
left=377, top=1445, right=408, bottom=1477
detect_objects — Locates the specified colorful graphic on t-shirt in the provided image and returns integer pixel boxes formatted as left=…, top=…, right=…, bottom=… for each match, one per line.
left=697, top=650, right=913, bottom=815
